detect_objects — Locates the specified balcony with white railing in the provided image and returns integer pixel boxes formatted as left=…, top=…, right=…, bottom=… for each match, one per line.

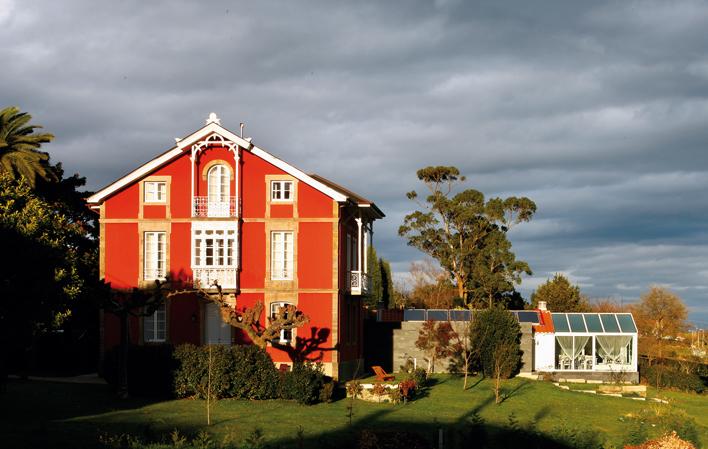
left=192, top=196, right=237, bottom=218
left=193, top=267, right=237, bottom=290
left=349, top=270, right=370, bottom=296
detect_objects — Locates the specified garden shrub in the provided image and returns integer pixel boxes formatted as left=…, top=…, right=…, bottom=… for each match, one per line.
left=103, top=344, right=175, bottom=398
left=173, top=344, right=279, bottom=400
left=640, top=362, right=705, bottom=393
left=410, top=367, right=428, bottom=387
left=469, top=308, right=521, bottom=378
left=227, top=345, right=280, bottom=400
left=280, top=362, right=325, bottom=405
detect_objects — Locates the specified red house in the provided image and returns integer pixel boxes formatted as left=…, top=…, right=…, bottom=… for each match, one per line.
left=87, top=113, right=384, bottom=379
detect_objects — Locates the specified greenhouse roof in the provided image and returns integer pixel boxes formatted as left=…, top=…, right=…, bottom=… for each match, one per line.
left=551, top=313, right=637, bottom=334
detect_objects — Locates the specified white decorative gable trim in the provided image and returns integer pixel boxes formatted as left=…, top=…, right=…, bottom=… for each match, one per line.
left=87, top=115, right=348, bottom=204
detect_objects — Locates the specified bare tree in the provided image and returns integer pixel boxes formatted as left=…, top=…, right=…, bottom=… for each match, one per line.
left=166, top=281, right=309, bottom=349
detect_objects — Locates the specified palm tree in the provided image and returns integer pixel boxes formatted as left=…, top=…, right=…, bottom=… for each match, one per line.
left=0, top=106, right=56, bottom=186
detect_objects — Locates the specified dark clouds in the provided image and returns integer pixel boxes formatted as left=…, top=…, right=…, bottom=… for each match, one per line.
left=2, top=0, right=707, bottom=325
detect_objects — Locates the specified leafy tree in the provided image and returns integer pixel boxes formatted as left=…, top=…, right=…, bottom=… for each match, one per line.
left=467, top=228, right=532, bottom=308
left=530, top=274, right=589, bottom=312
left=399, top=166, right=535, bottom=305
left=469, top=308, right=521, bottom=404
left=631, top=286, right=688, bottom=364
left=415, top=320, right=456, bottom=373
left=0, top=174, right=94, bottom=379
left=0, top=106, right=57, bottom=187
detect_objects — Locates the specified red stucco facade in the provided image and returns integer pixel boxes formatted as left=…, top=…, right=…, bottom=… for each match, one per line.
left=91, top=116, right=382, bottom=379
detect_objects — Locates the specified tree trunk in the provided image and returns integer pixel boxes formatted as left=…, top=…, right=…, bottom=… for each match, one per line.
left=118, top=311, right=130, bottom=399
left=494, top=374, right=502, bottom=404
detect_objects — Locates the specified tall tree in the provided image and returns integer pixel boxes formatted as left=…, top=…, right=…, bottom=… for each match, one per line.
left=365, top=246, right=382, bottom=309
left=631, top=286, right=688, bottom=361
left=467, top=228, right=532, bottom=308
left=0, top=106, right=57, bottom=186
left=399, top=166, right=535, bottom=305
left=380, top=258, right=394, bottom=309
left=0, top=174, right=93, bottom=379
left=530, top=274, right=588, bottom=312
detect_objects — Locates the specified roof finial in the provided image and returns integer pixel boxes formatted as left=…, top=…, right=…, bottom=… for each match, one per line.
left=206, top=112, right=221, bottom=125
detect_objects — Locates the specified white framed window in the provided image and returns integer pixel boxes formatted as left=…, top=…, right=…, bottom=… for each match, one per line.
left=144, top=304, right=166, bottom=342
left=193, top=228, right=236, bottom=267
left=271, top=231, right=294, bottom=280
left=144, top=181, right=167, bottom=203
left=208, top=164, right=230, bottom=203
left=144, top=231, right=166, bottom=280
left=271, top=180, right=293, bottom=202
left=270, top=301, right=294, bottom=344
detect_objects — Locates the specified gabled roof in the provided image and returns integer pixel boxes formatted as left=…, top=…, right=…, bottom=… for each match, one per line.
left=309, top=174, right=385, bottom=218
left=87, top=115, right=368, bottom=205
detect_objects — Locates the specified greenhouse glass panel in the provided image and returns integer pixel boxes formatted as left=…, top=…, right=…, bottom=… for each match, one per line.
left=568, top=314, right=587, bottom=332
left=404, top=309, right=426, bottom=321
left=552, top=313, right=570, bottom=332
left=517, top=311, right=540, bottom=323
left=584, top=314, right=603, bottom=333
left=427, top=310, right=449, bottom=321
left=616, top=314, right=637, bottom=333
left=600, top=314, right=620, bottom=333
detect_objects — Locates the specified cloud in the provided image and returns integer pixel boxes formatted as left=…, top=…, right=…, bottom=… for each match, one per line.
left=1, top=0, right=707, bottom=325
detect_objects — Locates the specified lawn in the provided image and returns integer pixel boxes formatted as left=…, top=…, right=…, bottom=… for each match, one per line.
left=1, top=376, right=705, bottom=449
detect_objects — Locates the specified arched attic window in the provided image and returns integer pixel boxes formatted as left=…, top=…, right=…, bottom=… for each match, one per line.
left=207, top=164, right=230, bottom=203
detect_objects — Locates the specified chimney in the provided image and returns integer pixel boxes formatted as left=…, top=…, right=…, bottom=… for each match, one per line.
left=538, top=301, right=547, bottom=311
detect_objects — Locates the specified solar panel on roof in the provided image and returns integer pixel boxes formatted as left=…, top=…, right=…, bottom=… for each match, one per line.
left=584, top=314, right=603, bottom=333
left=450, top=310, right=472, bottom=321
left=552, top=313, right=570, bottom=332
left=600, top=314, right=620, bottom=333
left=517, top=311, right=540, bottom=323
left=404, top=309, right=426, bottom=321
left=568, top=313, right=587, bottom=332
left=427, top=310, right=449, bottom=321
left=616, top=314, right=637, bottom=333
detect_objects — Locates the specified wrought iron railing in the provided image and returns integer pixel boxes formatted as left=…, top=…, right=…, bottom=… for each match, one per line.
left=193, top=267, right=237, bottom=289
left=192, top=196, right=236, bottom=217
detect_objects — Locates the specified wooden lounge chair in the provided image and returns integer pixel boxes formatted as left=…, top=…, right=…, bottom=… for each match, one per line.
left=372, top=365, right=394, bottom=382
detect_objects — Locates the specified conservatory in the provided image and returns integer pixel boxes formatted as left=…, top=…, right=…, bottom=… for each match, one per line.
left=534, top=313, right=638, bottom=374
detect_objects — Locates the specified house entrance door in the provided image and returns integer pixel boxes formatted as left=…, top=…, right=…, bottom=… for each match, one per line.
left=205, top=303, right=232, bottom=345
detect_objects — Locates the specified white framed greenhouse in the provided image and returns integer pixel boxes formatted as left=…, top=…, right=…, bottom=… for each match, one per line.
left=534, top=313, right=638, bottom=374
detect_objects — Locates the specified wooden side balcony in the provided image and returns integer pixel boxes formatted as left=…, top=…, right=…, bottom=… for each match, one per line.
left=192, top=196, right=237, bottom=218
left=349, top=270, right=370, bottom=296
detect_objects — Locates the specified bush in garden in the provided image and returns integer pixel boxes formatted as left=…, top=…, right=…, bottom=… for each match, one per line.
left=280, top=362, right=325, bottom=405
left=640, top=361, right=705, bottom=393
left=228, top=345, right=280, bottom=400
left=173, top=344, right=279, bottom=400
left=103, top=344, right=175, bottom=398
left=410, top=367, right=428, bottom=388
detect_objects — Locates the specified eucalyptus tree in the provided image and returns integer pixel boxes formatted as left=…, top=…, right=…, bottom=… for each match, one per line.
left=399, top=166, right=535, bottom=306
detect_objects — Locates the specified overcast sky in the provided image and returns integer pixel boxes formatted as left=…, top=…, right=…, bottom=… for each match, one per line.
left=2, top=0, right=707, bottom=326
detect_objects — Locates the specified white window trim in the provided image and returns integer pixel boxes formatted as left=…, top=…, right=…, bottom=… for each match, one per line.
left=270, top=301, right=294, bottom=344
left=270, top=180, right=294, bottom=203
left=208, top=164, right=230, bottom=203
left=144, top=304, right=166, bottom=343
left=144, top=181, right=167, bottom=203
left=144, top=231, right=166, bottom=281
left=191, top=222, right=238, bottom=269
left=271, top=231, right=294, bottom=280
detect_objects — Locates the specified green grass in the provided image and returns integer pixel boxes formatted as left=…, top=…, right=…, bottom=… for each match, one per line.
left=1, top=376, right=705, bottom=448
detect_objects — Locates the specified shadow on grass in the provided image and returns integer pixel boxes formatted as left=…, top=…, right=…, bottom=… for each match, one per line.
left=499, top=379, right=531, bottom=404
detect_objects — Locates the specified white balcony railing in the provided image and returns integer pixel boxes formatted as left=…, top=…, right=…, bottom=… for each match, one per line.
left=349, top=270, right=370, bottom=296
left=192, top=196, right=237, bottom=217
left=193, top=267, right=237, bottom=289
